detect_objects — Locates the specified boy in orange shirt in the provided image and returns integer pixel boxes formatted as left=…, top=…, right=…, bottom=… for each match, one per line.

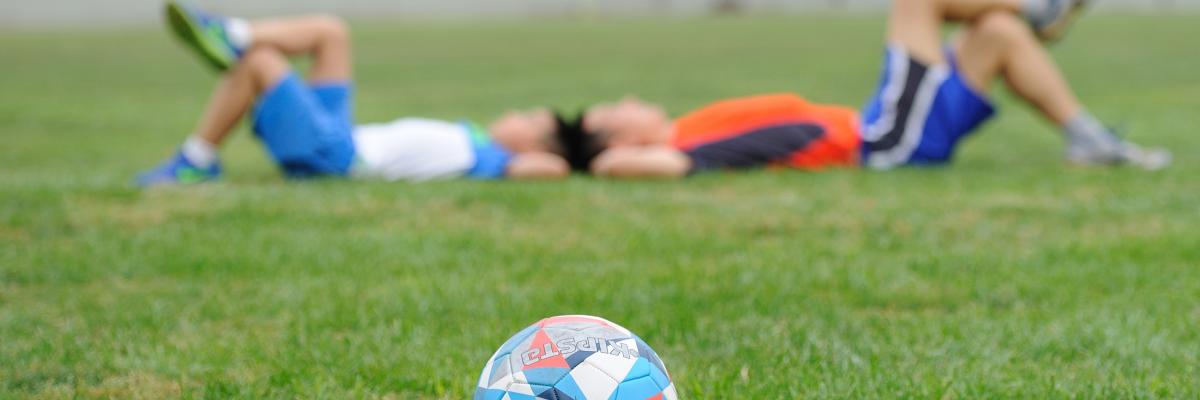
left=566, top=0, right=1170, bottom=178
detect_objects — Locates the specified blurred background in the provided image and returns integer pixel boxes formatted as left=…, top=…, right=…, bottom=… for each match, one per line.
left=4, top=0, right=1197, bottom=28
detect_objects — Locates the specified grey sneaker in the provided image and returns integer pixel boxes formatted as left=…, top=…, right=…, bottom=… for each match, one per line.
left=1116, top=144, right=1173, bottom=171
left=1067, top=135, right=1173, bottom=171
left=1032, top=0, right=1090, bottom=43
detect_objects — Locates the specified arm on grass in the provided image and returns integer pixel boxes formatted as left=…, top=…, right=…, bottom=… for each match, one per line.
left=591, top=146, right=692, bottom=179
left=506, top=152, right=571, bottom=180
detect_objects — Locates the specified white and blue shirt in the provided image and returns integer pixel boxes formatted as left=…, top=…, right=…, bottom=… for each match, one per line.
left=351, top=118, right=512, bottom=181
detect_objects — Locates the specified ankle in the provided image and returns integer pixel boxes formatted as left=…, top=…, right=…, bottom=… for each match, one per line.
left=182, top=136, right=220, bottom=168
left=224, top=18, right=253, bottom=53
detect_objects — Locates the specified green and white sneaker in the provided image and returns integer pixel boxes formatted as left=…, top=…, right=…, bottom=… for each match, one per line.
left=136, top=151, right=223, bottom=187
left=165, top=1, right=245, bottom=71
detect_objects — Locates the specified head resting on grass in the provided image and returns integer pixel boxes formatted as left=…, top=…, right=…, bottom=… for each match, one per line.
left=489, top=97, right=673, bottom=171
left=488, top=108, right=562, bottom=154
left=580, top=96, right=675, bottom=163
left=552, top=110, right=608, bottom=172
left=486, top=107, right=614, bottom=172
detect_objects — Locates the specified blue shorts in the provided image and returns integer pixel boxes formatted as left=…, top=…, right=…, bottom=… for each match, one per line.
left=860, top=45, right=996, bottom=169
left=253, top=73, right=356, bottom=178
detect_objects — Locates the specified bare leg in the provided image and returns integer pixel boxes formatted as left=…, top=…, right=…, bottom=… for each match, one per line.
left=953, top=12, right=1081, bottom=124
left=247, top=15, right=353, bottom=82
left=887, top=0, right=1023, bottom=64
left=138, top=12, right=359, bottom=184
left=190, top=15, right=351, bottom=146
left=194, top=48, right=291, bottom=146
left=882, top=0, right=1170, bottom=169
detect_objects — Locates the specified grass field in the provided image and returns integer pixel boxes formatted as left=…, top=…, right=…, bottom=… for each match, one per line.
left=2, top=14, right=1200, bottom=399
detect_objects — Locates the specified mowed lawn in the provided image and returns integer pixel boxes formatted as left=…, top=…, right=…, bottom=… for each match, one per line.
left=2, top=14, right=1199, bottom=399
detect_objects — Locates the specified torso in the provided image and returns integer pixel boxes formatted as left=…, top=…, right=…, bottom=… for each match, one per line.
left=672, top=93, right=862, bottom=172
left=352, top=118, right=511, bottom=181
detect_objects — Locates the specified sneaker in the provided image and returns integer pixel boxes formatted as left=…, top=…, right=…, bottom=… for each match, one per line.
left=1032, top=0, right=1090, bottom=43
left=136, top=151, right=222, bottom=187
left=1116, top=144, right=1173, bottom=171
left=1066, top=132, right=1172, bottom=171
left=165, top=1, right=243, bottom=71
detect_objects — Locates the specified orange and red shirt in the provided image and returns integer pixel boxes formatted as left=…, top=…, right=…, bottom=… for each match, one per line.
left=671, top=93, right=862, bottom=172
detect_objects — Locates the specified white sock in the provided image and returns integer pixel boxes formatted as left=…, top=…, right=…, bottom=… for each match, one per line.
left=182, top=136, right=219, bottom=168
left=1063, top=112, right=1114, bottom=143
left=224, top=18, right=253, bottom=52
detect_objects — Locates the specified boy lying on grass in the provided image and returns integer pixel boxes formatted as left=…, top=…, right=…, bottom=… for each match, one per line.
left=138, top=2, right=579, bottom=186
left=563, top=0, right=1172, bottom=178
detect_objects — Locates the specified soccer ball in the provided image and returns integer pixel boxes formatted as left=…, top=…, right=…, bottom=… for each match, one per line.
left=475, top=315, right=678, bottom=400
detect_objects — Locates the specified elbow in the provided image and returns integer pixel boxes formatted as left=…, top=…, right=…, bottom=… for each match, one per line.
left=591, top=148, right=691, bottom=180
left=505, top=152, right=571, bottom=180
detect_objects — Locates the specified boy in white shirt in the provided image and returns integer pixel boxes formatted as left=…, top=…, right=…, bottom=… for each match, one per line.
left=137, top=2, right=572, bottom=186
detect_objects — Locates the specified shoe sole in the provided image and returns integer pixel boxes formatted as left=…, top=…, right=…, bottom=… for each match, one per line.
left=1038, top=0, right=1089, bottom=43
left=165, top=1, right=233, bottom=71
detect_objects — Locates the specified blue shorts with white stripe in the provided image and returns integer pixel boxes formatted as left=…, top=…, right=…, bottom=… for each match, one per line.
left=859, top=45, right=997, bottom=169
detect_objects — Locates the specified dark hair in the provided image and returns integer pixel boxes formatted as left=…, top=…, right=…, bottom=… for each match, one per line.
left=554, top=111, right=608, bottom=172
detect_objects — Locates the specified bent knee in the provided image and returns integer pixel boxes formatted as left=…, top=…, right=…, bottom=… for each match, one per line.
left=241, top=47, right=287, bottom=69
left=310, top=14, right=350, bottom=41
left=973, top=12, right=1033, bottom=39
left=238, top=48, right=290, bottom=86
left=892, top=0, right=938, bottom=11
